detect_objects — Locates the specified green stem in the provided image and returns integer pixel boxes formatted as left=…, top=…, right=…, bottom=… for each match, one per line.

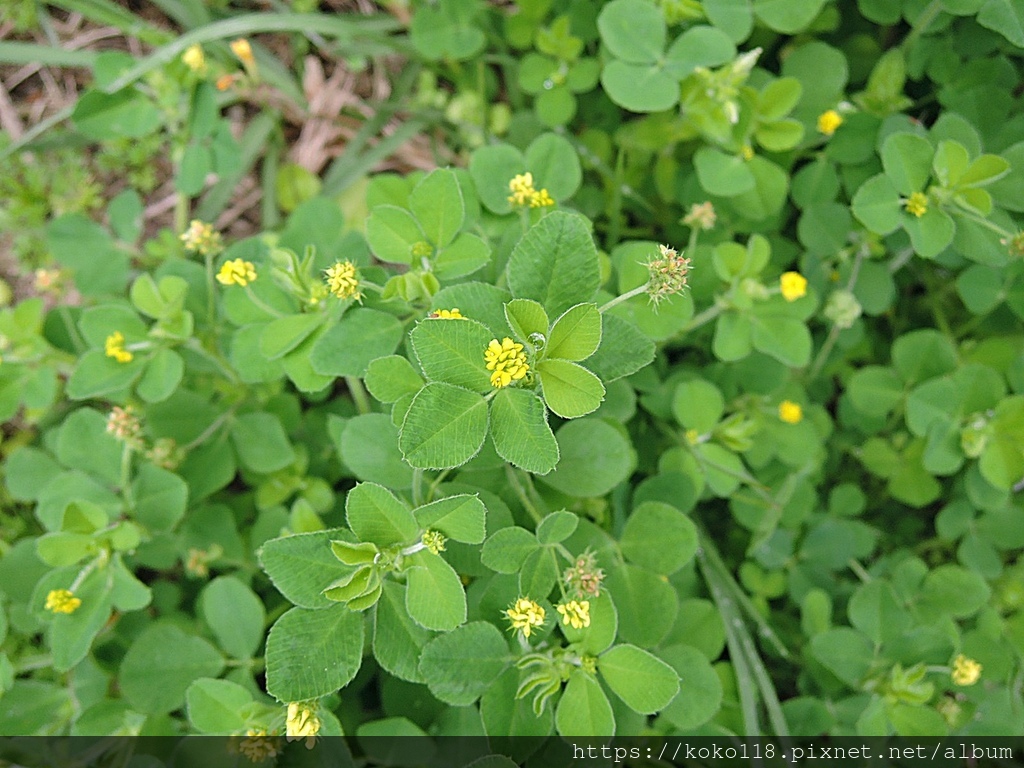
left=848, top=559, right=872, bottom=583
left=902, top=0, right=943, bottom=51
left=174, top=192, right=189, bottom=235
left=243, top=285, right=286, bottom=318
left=599, top=283, right=649, bottom=313
left=59, top=304, right=87, bottom=354
left=953, top=203, right=1014, bottom=239
left=182, top=409, right=234, bottom=452
left=184, top=339, right=241, bottom=383
left=607, top=149, right=626, bottom=249
left=684, top=301, right=724, bottom=332
left=806, top=325, right=841, bottom=382
left=345, top=376, right=371, bottom=414
left=120, top=444, right=135, bottom=511
left=412, top=468, right=424, bottom=508
left=505, top=466, right=543, bottom=524
left=204, top=250, right=217, bottom=326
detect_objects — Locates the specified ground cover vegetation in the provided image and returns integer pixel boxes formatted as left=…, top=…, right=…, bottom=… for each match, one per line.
left=0, top=0, right=1023, bottom=745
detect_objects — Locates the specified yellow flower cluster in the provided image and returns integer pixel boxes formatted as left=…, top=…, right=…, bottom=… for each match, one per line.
left=484, top=337, right=530, bottom=388
left=817, top=109, right=843, bottom=136
left=105, top=331, right=133, bottom=363
left=778, top=400, right=803, bottom=424
left=951, top=654, right=981, bottom=686
left=430, top=308, right=464, bottom=319
left=422, top=530, right=447, bottom=555
left=217, top=258, right=257, bottom=287
left=286, top=702, right=320, bottom=747
left=238, top=730, right=281, bottom=762
left=505, top=597, right=545, bottom=638
left=45, top=589, right=81, bottom=614
left=325, top=261, right=362, bottom=300
left=780, top=271, right=807, bottom=302
left=905, top=191, right=928, bottom=218
left=182, top=44, right=206, bottom=74
left=556, top=600, right=591, bottom=630
left=180, top=219, right=222, bottom=256
left=231, top=38, right=255, bottom=67
left=507, top=172, right=555, bottom=208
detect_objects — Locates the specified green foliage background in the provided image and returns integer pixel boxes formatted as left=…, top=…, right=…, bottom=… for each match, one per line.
left=1, top=0, right=1023, bottom=742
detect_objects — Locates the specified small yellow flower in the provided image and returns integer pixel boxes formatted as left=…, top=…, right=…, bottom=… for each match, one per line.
left=325, top=261, right=362, bottom=300
left=238, top=730, right=281, bottom=762
left=216, top=73, right=237, bottom=91
left=508, top=172, right=554, bottom=209
left=556, top=600, right=591, bottom=630
left=817, top=109, right=843, bottom=136
left=429, top=308, right=464, bottom=319
left=778, top=400, right=803, bottom=424
left=422, top=530, right=447, bottom=555
left=685, top=428, right=700, bottom=445
left=951, top=654, right=982, bottom=686
left=286, top=702, right=320, bottom=748
left=779, top=271, right=807, bottom=302
left=231, top=38, right=255, bottom=66
left=484, top=337, right=530, bottom=389
left=217, top=258, right=257, bottom=287
left=180, top=219, right=223, bottom=256
left=45, top=589, right=81, bottom=614
left=506, top=597, right=545, bottom=638
left=741, top=144, right=754, bottom=161
left=104, top=331, right=133, bottom=363
left=905, top=191, right=928, bottom=218
left=182, top=44, right=206, bottom=73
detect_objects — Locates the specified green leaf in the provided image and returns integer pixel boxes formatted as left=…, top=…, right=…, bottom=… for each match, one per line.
left=400, top=383, right=489, bottom=469
left=365, top=355, right=424, bottom=403
left=418, top=621, right=510, bottom=705
left=309, top=309, right=404, bottom=378
left=434, top=232, right=491, bottom=280
left=750, top=313, right=812, bottom=367
left=559, top=590, right=618, bottom=655
left=547, top=303, right=601, bottom=361
left=405, top=551, right=467, bottom=631
left=536, top=510, right=578, bottom=545
left=978, top=0, right=1024, bottom=46
left=265, top=606, right=364, bottom=702
left=526, top=133, right=583, bottom=202
left=541, top=418, right=634, bottom=497
left=664, top=25, right=736, bottom=79
left=757, top=77, right=802, bottom=121
left=753, top=0, right=827, bottom=32
left=555, top=669, right=615, bottom=736
left=186, top=678, right=252, bottom=734
left=810, top=628, right=873, bottom=687
left=231, top=412, right=295, bottom=473
left=538, top=359, right=605, bottom=419
left=598, top=644, right=679, bottom=714
left=504, top=298, right=549, bottom=343
left=130, top=464, right=187, bottom=534
left=346, top=482, right=419, bottom=547
left=660, top=643, right=724, bottom=728
left=409, top=168, right=464, bottom=248
left=847, top=366, right=904, bottom=418
left=47, top=569, right=113, bottom=672
left=366, top=205, right=424, bottom=264
left=66, top=350, right=143, bottom=400
left=584, top=314, right=655, bottom=381
left=852, top=174, right=902, bottom=235
left=260, top=313, right=324, bottom=361
left=918, top=564, right=991, bottom=619
left=597, top=0, right=665, bottom=63
left=694, top=147, right=755, bottom=196
left=136, top=348, right=184, bottom=403
left=490, top=389, right=560, bottom=474
left=338, top=413, right=414, bottom=490
left=374, top=582, right=434, bottom=683
left=881, top=133, right=934, bottom=195
left=200, top=576, right=265, bottom=659
left=73, top=88, right=162, bottom=139
left=415, top=494, right=487, bottom=544
left=892, top=329, right=958, bottom=385
left=600, top=62, right=679, bottom=113
left=506, top=211, right=600, bottom=317
left=468, top=143, right=525, bottom=215
left=605, top=564, right=677, bottom=648
left=672, top=379, right=725, bottom=433
left=904, top=207, right=956, bottom=259
left=620, top=501, right=698, bottom=575
left=119, top=623, right=225, bottom=714
left=410, top=316, right=494, bottom=392
left=704, top=0, right=754, bottom=40
left=980, top=396, right=1024, bottom=489
left=481, top=526, right=540, bottom=573
left=55, top=407, right=121, bottom=485
left=258, top=529, right=355, bottom=610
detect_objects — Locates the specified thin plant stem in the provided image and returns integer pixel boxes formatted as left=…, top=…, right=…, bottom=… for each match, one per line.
left=599, top=283, right=648, bottom=313
left=345, top=376, right=371, bottom=414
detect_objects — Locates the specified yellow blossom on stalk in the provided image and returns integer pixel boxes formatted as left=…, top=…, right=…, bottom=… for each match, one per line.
left=556, top=600, right=591, bottom=630
left=286, top=702, right=321, bottom=748
left=180, top=219, right=223, bottom=256
left=505, top=597, right=546, bottom=638
left=741, top=144, right=754, bottom=161
left=325, top=261, right=362, bottom=300
left=45, top=589, right=81, bottom=614
left=422, top=530, right=447, bottom=555
left=507, top=172, right=555, bottom=208
left=951, top=655, right=982, bottom=686
left=238, top=730, right=281, bottom=762
left=216, top=74, right=237, bottom=91
left=905, top=191, right=928, bottom=218
left=182, top=44, right=206, bottom=73
left=484, top=337, right=530, bottom=388
left=217, top=258, right=257, bottom=287
left=231, top=38, right=255, bottom=67
left=817, top=109, right=843, bottom=136
left=779, top=271, right=807, bottom=302
left=430, top=308, right=464, bottom=319
left=778, top=400, right=803, bottom=424
left=105, top=331, right=133, bottom=363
